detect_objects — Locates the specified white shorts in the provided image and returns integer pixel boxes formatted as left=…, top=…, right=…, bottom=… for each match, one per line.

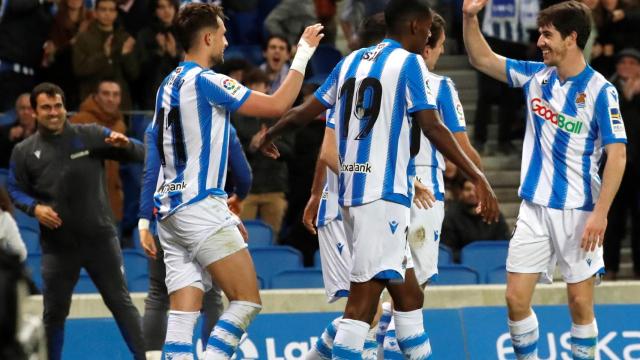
left=342, top=199, right=412, bottom=283
left=158, top=196, right=247, bottom=294
left=409, top=200, right=445, bottom=285
left=507, top=201, right=604, bottom=284
left=317, top=219, right=351, bottom=303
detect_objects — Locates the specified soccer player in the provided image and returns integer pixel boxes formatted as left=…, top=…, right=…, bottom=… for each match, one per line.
left=462, top=0, right=627, bottom=358
left=149, top=4, right=323, bottom=359
left=257, top=1, right=499, bottom=358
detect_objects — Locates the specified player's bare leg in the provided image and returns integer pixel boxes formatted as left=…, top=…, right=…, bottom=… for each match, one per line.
left=505, top=272, right=540, bottom=360
left=566, top=277, right=598, bottom=358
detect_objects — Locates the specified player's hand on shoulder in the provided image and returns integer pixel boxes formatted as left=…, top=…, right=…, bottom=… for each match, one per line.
left=105, top=131, right=130, bottom=148
left=414, top=180, right=436, bottom=209
left=472, top=174, right=500, bottom=224
left=303, top=195, right=321, bottom=235
left=300, top=23, right=325, bottom=49
left=462, top=0, right=489, bottom=16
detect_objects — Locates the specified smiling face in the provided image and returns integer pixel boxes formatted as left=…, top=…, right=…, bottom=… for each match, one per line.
left=35, top=93, right=67, bottom=135
left=264, top=37, right=290, bottom=72
left=537, top=24, right=572, bottom=67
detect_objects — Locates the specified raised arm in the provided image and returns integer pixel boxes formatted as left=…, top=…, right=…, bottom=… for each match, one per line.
left=236, top=24, right=325, bottom=118
left=462, top=0, right=508, bottom=83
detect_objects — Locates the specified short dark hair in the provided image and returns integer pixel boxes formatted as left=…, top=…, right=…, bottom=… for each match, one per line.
left=175, top=3, right=225, bottom=52
left=263, top=35, right=291, bottom=53
left=95, top=0, right=117, bottom=8
left=243, top=68, right=269, bottom=86
left=358, top=13, right=387, bottom=47
left=95, top=77, right=120, bottom=93
left=30, top=83, right=65, bottom=109
left=384, top=0, right=432, bottom=35
left=537, top=1, right=592, bottom=50
left=426, top=12, right=446, bottom=49
left=150, top=0, right=180, bottom=14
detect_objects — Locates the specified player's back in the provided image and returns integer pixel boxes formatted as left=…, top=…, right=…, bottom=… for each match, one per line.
left=152, top=61, right=251, bottom=219
left=316, top=39, right=436, bottom=208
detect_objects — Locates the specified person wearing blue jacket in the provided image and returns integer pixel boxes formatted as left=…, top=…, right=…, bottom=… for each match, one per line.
left=136, top=122, right=252, bottom=358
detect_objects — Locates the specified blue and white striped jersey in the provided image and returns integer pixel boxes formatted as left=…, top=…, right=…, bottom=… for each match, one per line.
left=506, top=59, right=627, bottom=210
left=414, top=73, right=466, bottom=201
left=152, top=61, right=251, bottom=219
left=314, top=39, right=438, bottom=208
left=317, top=108, right=341, bottom=227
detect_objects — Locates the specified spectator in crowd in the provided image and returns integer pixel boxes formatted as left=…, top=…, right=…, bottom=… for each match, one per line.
left=0, top=187, right=27, bottom=262
left=7, top=82, right=145, bottom=359
left=264, top=0, right=317, bottom=48
left=339, top=0, right=388, bottom=50
left=233, top=68, right=294, bottom=241
left=72, top=0, right=139, bottom=110
left=71, top=79, right=127, bottom=226
left=0, top=94, right=36, bottom=168
left=215, top=58, right=254, bottom=83
left=260, top=35, right=292, bottom=94
left=135, top=0, right=182, bottom=110
left=592, top=0, right=640, bottom=77
left=441, top=177, right=510, bottom=261
left=116, top=0, right=151, bottom=37
left=471, top=0, right=539, bottom=155
left=42, top=0, right=95, bottom=110
left=0, top=0, right=53, bottom=112
left=603, top=48, right=640, bottom=280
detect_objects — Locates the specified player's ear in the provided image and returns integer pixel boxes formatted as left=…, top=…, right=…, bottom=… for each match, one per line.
left=410, top=19, right=419, bottom=35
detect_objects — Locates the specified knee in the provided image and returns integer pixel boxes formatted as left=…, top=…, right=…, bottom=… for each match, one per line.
left=505, top=290, right=531, bottom=318
left=394, top=291, right=424, bottom=312
left=568, top=294, right=594, bottom=321
left=343, top=301, right=378, bottom=324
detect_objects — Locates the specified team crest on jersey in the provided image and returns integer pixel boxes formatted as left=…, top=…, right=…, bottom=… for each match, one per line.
left=575, top=92, right=586, bottom=108
left=222, top=78, right=241, bottom=95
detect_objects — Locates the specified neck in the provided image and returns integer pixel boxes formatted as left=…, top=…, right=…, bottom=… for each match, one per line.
left=386, top=34, right=415, bottom=53
left=97, top=23, right=114, bottom=32
left=556, top=51, right=587, bottom=82
left=184, top=52, right=213, bottom=69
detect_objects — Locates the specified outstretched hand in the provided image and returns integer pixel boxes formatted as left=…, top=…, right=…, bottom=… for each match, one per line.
left=250, top=126, right=280, bottom=159
left=462, top=0, right=489, bottom=16
left=300, top=23, right=325, bottom=48
left=105, top=131, right=130, bottom=148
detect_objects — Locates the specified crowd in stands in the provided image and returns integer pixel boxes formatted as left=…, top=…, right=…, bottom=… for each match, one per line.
left=1, top=0, right=639, bottom=285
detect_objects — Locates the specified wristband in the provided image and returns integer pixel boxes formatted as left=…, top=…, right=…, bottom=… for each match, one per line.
left=290, top=38, right=316, bottom=76
left=138, top=218, right=150, bottom=231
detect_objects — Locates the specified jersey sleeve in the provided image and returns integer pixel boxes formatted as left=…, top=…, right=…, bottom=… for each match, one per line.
left=594, top=84, right=627, bottom=145
left=138, top=122, right=160, bottom=221
left=437, top=77, right=466, bottom=132
left=198, top=72, right=252, bottom=112
left=314, top=60, right=344, bottom=108
left=505, top=58, right=546, bottom=88
left=325, top=108, right=336, bottom=129
left=404, top=54, right=438, bottom=113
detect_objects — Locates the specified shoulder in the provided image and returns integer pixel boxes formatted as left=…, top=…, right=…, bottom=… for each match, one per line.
left=12, top=134, right=38, bottom=155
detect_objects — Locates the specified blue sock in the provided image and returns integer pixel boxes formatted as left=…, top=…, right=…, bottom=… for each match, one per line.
left=362, top=326, right=378, bottom=360
left=307, top=317, right=341, bottom=359
left=332, top=318, right=369, bottom=360
left=508, top=311, right=539, bottom=360
left=571, top=320, right=598, bottom=360
left=394, top=309, right=432, bottom=359
left=204, top=301, right=261, bottom=359
left=382, top=318, right=403, bottom=360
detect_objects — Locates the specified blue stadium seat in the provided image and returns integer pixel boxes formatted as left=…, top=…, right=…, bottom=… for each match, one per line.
left=486, top=266, right=507, bottom=284
left=20, top=227, right=40, bottom=254
left=0, top=168, right=8, bottom=187
left=123, top=250, right=148, bottom=283
left=128, top=273, right=150, bottom=292
left=461, top=240, right=509, bottom=281
left=309, top=45, right=342, bottom=77
left=74, top=272, right=98, bottom=293
left=270, top=269, right=324, bottom=289
left=433, top=265, right=480, bottom=285
left=438, top=245, right=453, bottom=265
left=0, top=109, right=15, bottom=126
left=26, top=253, right=42, bottom=290
left=244, top=220, right=273, bottom=248
left=313, top=249, right=321, bottom=268
left=13, top=209, right=39, bottom=233
left=250, top=246, right=303, bottom=286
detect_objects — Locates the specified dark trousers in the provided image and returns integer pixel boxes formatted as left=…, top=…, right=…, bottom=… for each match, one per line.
left=143, top=236, right=223, bottom=351
left=41, top=236, right=145, bottom=360
left=604, top=164, right=640, bottom=275
left=473, top=37, right=528, bottom=146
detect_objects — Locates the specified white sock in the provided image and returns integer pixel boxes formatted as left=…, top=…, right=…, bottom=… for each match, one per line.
left=382, top=318, right=403, bottom=359
left=307, top=317, right=341, bottom=360
left=332, top=318, right=369, bottom=360
left=204, top=301, right=261, bottom=360
left=376, top=302, right=393, bottom=345
left=508, top=311, right=539, bottom=360
left=394, top=309, right=432, bottom=359
left=571, top=319, right=598, bottom=360
left=362, top=326, right=378, bottom=360
left=163, top=311, right=199, bottom=360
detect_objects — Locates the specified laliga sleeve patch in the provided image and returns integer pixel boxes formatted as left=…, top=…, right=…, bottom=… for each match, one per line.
left=608, top=107, right=625, bottom=136
left=220, top=77, right=242, bottom=96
